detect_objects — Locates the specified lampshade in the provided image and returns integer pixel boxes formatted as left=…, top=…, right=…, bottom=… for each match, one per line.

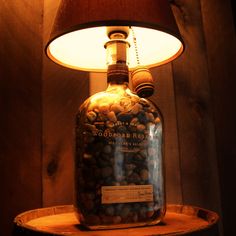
left=46, top=0, right=184, bottom=72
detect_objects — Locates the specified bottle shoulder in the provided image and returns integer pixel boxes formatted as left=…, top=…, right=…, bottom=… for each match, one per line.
left=77, top=88, right=162, bottom=123
left=79, top=86, right=134, bottom=109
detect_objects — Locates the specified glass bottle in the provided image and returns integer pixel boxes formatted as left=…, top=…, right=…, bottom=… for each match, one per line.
left=74, top=30, right=165, bottom=230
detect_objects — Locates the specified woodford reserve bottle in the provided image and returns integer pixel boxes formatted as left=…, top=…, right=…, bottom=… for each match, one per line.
left=74, top=28, right=165, bottom=229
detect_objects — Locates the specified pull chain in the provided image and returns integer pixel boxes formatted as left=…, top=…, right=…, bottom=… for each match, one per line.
left=130, top=27, right=154, bottom=98
left=131, top=27, right=140, bottom=66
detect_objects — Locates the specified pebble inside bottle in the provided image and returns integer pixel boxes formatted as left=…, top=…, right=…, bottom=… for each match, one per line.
left=74, top=29, right=165, bottom=229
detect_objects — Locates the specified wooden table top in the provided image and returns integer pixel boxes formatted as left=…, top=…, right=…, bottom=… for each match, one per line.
left=14, top=204, right=219, bottom=236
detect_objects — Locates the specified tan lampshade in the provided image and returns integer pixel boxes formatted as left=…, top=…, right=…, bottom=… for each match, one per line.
left=46, top=0, right=184, bottom=72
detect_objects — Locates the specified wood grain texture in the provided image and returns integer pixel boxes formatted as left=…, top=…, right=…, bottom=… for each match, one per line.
left=151, top=65, right=182, bottom=204
left=13, top=205, right=219, bottom=236
left=0, top=1, right=44, bottom=236
left=42, top=0, right=89, bottom=206
left=43, top=0, right=62, bottom=42
left=42, top=60, right=89, bottom=206
left=200, top=0, right=236, bottom=235
left=170, top=0, right=221, bottom=213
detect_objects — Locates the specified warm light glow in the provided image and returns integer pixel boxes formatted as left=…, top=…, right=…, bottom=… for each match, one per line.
left=47, top=26, right=183, bottom=72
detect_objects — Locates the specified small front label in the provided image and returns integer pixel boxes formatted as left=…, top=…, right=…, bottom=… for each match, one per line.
left=101, top=185, right=153, bottom=204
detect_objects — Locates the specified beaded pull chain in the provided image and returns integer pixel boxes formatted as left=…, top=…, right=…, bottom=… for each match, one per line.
left=130, top=27, right=155, bottom=98
left=131, top=26, right=140, bottom=66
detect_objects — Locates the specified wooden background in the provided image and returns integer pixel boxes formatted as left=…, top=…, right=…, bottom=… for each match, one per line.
left=0, top=0, right=236, bottom=235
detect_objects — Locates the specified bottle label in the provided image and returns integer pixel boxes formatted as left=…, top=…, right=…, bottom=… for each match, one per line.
left=91, top=120, right=158, bottom=152
left=101, top=185, right=153, bottom=204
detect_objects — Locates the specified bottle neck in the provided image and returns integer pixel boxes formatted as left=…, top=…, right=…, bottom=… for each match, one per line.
left=107, top=64, right=129, bottom=84
left=106, top=81, right=129, bottom=94
left=105, top=29, right=130, bottom=86
left=107, top=82, right=129, bottom=89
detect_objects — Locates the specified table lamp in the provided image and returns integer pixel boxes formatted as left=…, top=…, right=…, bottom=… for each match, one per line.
left=45, top=0, right=184, bottom=230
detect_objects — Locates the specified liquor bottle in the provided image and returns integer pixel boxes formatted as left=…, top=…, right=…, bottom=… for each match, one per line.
left=74, top=28, right=165, bottom=229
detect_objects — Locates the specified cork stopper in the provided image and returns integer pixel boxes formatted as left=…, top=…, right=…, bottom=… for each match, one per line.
left=131, top=68, right=154, bottom=98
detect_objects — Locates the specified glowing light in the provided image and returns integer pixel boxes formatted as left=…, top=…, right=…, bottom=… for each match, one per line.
left=47, top=26, right=183, bottom=72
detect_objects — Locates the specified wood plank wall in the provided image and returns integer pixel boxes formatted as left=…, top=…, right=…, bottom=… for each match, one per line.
left=42, top=61, right=89, bottom=206
left=0, top=1, right=44, bottom=236
left=0, top=0, right=235, bottom=235
left=171, top=0, right=221, bottom=211
left=201, top=0, right=236, bottom=234
left=42, top=0, right=89, bottom=206
left=151, top=65, right=183, bottom=204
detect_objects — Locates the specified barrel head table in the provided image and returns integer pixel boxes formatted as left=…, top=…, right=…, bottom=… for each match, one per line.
left=13, top=205, right=219, bottom=236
